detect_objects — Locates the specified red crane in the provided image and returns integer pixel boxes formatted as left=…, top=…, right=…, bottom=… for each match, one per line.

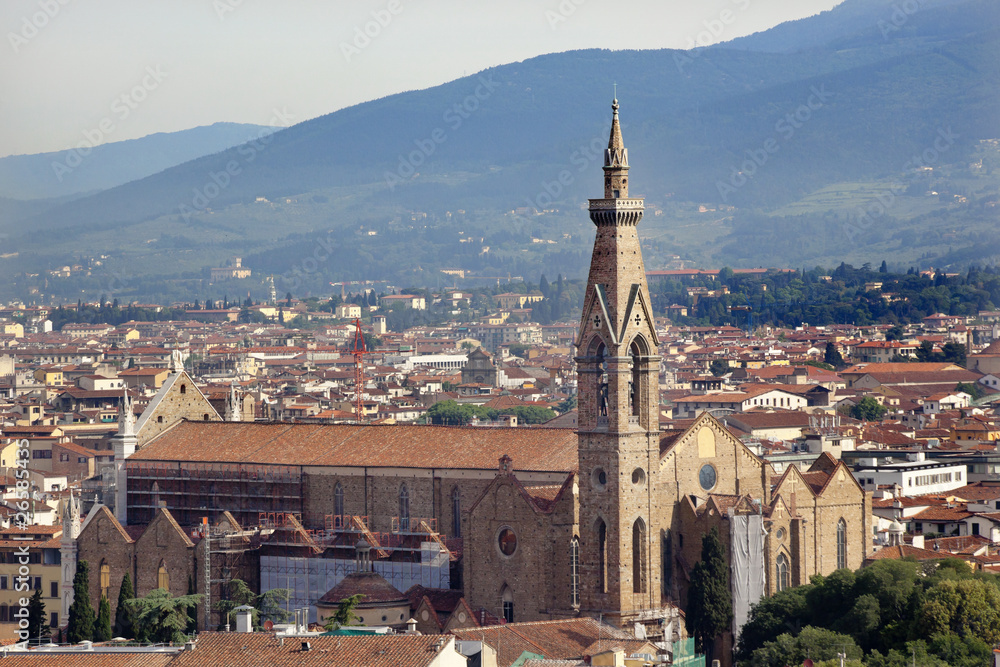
left=349, top=318, right=370, bottom=422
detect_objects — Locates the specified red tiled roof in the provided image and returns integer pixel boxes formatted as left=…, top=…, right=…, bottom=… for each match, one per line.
left=168, top=631, right=457, bottom=667
left=318, top=571, right=407, bottom=605
left=134, top=421, right=578, bottom=472
left=0, top=655, right=175, bottom=667
left=453, top=618, right=634, bottom=667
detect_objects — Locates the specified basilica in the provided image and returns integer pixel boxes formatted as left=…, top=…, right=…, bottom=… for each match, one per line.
left=68, top=99, right=871, bottom=656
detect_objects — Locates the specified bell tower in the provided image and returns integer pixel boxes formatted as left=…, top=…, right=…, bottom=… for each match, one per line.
left=575, top=98, right=661, bottom=625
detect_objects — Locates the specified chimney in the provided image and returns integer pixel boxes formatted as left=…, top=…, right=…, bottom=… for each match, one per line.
left=405, top=618, right=418, bottom=634
left=234, top=605, right=254, bottom=633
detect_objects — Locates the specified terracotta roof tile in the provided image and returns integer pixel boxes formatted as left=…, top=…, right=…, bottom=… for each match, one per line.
left=135, top=421, right=578, bottom=472
left=169, top=631, right=457, bottom=667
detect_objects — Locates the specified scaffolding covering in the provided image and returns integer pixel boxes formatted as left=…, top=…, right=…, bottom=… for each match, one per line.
left=729, top=511, right=765, bottom=643
left=260, top=546, right=450, bottom=623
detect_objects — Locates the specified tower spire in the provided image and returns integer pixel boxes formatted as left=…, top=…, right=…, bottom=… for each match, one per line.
left=603, top=98, right=628, bottom=198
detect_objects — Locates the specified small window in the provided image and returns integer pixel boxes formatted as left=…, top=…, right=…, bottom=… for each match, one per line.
left=334, top=483, right=345, bottom=518
left=180, top=384, right=186, bottom=394
left=157, top=561, right=169, bottom=590
left=157, top=415, right=164, bottom=423
left=100, top=561, right=110, bottom=599
left=50, top=581, right=58, bottom=598
left=49, top=612, right=57, bottom=628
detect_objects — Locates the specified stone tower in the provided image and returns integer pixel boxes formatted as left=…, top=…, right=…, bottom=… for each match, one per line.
left=59, top=489, right=82, bottom=621
left=575, top=98, right=661, bottom=625
left=112, top=389, right=138, bottom=524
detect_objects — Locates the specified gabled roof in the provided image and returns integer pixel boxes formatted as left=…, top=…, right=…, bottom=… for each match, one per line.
left=453, top=618, right=633, bottom=667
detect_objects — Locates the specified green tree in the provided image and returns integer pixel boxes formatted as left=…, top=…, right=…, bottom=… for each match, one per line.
left=323, top=593, right=364, bottom=631
left=127, top=588, right=203, bottom=644
left=94, top=596, right=112, bottom=642
left=66, top=560, right=96, bottom=643
left=685, top=527, right=732, bottom=661
left=918, top=578, right=1000, bottom=645
left=708, top=359, right=730, bottom=377
left=736, top=585, right=812, bottom=661
left=113, top=572, right=136, bottom=639
left=955, top=381, right=984, bottom=400
left=748, top=626, right=862, bottom=667
left=850, top=396, right=887, bottom=421
left=213, top=579, right=290, bottom=630
left=26, top=588, right=50, bottom=643
left=885, top=325, right=904, bottom=341
left=824, top=342, right=845, bottom=368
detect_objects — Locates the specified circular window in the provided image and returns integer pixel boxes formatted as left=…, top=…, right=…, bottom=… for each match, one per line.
left=591, top=467, right=608, bottom=490
left=421, top=610, right=429, bottom=620
left=699, top=464, right=717, bottom=491
left=381, top=615, right=387, bottom=622
left=631, top=468, right=646, bottom=486
left=776, top=528, right=786, bottom=541
left=498, top=528, right=518, bottom=556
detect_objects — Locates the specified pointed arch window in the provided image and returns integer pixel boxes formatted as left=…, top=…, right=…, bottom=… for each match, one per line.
left=157, top=561, right=169, bottom=590
left=399, top=484, right=410, bottom=531
left=334, top=482, right=344, bottom=518
left=597, top=518, right=608, bottom=594
left=501, top=585, right=514, bottom=623
left=632, top=518, right=647, bottom=594
left=837, top=519, right=848, bottom=569
left=570, top=537, right=580, bottom=606
left=451, top=487, right=461, bottom=538
left=100, top=561, right=110, bottom=599
left=629, top=337, right=648, bottom=418
left=776, top=553, right=790, bottom=592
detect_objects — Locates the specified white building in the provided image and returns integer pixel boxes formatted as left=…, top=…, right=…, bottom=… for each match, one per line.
left=853, top=452, right=968, bottom=496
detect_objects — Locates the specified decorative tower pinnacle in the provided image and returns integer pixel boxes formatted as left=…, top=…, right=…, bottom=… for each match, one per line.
left=604, top=98, right=629, bottom=199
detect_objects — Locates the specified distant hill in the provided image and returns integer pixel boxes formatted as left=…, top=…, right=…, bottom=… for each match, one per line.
left=0, top=122, right=279, bottom=200
left=0, top=0, right=997, bottom=303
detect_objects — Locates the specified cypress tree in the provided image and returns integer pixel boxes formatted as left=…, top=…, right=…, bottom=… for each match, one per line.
left=66, top=560, right=96, bottom=643
left=26, top=588, right=50, bottom=643
left=94, top=597, right=112, bottom=642
left=114, top=572, right=136, bottom=638
left=685, top=527, right=733, bottom=664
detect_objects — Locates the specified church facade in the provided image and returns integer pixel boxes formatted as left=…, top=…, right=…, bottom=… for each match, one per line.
left=462, top=100, right=872, bottom=640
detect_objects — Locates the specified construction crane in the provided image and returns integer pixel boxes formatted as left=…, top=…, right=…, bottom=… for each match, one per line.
left=348, top=318, right=370, bottom=423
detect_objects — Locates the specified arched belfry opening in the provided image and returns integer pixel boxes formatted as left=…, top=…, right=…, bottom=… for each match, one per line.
left=629, top=336, right=649, bottom=419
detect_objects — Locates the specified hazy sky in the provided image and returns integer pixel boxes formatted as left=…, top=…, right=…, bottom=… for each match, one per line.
left=0, top=0, right=841, bottom=158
